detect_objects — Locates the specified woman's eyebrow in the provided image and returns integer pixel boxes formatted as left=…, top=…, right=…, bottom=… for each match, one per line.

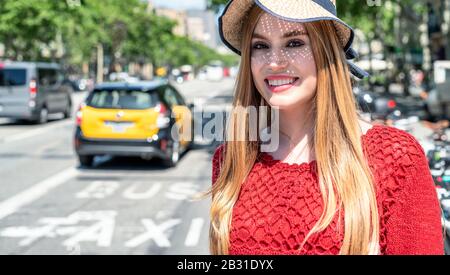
left=252, top=30, right=307, bottom=40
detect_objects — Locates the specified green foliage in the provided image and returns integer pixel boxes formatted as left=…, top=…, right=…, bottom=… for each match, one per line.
left=207, top=0, right=228, bottom=13
left=0, top=0, right=235, bottom=74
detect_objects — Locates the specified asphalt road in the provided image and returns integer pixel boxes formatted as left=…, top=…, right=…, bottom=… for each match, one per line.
left=0, top=78, right=234, bottom=255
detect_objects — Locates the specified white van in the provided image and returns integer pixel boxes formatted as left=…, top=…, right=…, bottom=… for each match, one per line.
left=0, top=62, right=73, bottom=123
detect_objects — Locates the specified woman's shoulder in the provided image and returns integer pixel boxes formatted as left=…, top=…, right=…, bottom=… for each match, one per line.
left=362, top=123, right=434, bottom=206
left=362, top=123, right=426, bottom=169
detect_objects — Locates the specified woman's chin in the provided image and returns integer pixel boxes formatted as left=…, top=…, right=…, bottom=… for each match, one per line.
left=266, top=92, right=313, bottom=110
left=265, top=100, right=299, bottom=111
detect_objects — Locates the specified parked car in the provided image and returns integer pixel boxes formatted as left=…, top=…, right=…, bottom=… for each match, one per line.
left=425, top=61, right=450, bottom=121
left=205, top=63, right=223, bottom=82
left=0, top=61, right=72, bottom=123
left=74, top=80, right=194, bottom=167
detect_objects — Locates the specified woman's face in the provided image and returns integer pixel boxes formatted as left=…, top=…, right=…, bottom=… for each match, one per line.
left=251, top=13, right=317, bottom=110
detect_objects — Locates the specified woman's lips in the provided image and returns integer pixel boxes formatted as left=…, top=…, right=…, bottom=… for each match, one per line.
left=264, top=77, right=300, bottom=93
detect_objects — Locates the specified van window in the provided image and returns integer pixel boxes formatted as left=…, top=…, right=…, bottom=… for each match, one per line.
left=0, top=69, right=27, bottom=86
left=38, top=69, right=58, bottom=86
left=87, top=90, right=157, bottom=110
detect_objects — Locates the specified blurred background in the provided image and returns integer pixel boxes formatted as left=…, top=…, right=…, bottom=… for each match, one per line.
left=0, top=0, right=449, bottom=255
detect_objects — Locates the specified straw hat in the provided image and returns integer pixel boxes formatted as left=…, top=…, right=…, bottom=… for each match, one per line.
left=219, top=0, right=369, bottom=79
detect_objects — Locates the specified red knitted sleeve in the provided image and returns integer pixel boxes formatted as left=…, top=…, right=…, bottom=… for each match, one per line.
left=212, top=144, right=225, bottom=185
left=381, top=132, right=444, bottom=255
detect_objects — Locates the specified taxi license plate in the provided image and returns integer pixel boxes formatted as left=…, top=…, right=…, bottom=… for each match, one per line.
left=105, top=121, right=134, bottom=133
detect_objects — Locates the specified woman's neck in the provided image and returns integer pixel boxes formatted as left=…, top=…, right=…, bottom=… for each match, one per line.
left=267, top=107, right=316, bottom=163
left=276, top=107, right=314, bottom=145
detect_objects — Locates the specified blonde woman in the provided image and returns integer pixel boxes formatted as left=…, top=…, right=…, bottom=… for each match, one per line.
left=209, top=0, right=444, bottom=255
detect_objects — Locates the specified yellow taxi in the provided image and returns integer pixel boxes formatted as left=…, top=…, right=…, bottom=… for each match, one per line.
left=74, top=80, right=194, bottom=167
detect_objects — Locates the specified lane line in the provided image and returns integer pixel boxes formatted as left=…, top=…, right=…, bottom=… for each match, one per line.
left=184, top=218, right=205, bottom=247
left=0, top=167, right=78, bottom=220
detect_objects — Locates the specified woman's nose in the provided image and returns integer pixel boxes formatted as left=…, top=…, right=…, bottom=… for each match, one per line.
left=267, top=49, right=288, bottom=69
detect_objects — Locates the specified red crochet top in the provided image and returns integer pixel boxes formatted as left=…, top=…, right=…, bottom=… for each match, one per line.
left=211, top=124, right=444, bottom=255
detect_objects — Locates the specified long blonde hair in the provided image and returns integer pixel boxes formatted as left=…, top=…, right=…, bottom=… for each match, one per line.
left=208, top=5, right=379, bottom=255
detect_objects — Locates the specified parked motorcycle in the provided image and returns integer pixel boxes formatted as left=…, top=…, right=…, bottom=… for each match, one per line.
left=436, top=187, right=450, bottom=254
left=424, top=126, right=450, bottom=254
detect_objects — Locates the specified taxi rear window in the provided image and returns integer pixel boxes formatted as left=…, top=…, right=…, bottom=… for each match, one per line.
left=87, top=90, right=157, bottom=110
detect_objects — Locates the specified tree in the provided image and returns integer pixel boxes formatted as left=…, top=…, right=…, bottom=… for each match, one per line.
left=124, top=9, right=177, bottom=69
left=0, top=0, right=70, bottom=60
left=0, top=0, right=238, bottom=78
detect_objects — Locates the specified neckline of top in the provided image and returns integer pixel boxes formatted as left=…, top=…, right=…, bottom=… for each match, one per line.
left=259, top=124, right=384, bottom=169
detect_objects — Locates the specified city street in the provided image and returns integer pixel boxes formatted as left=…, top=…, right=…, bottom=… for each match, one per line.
left=0, top=77, right=446, bottom=255
left=0, top=78, right=234, bottom=255
left=0, top=0, right=448, bottom=257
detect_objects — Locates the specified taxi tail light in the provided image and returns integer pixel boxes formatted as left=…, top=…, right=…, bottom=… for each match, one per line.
left=155, top=102, right=170, bottom=128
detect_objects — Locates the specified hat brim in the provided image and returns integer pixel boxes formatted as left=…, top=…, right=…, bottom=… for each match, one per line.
left=219, top=0, right=354, bottom=55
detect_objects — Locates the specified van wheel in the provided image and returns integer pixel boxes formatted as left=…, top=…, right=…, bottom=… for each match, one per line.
left=35, top=107, right=48, bottom=124
left=63, top=102, right=72, bottom=119
left=78, top=155, right=94, bottom=167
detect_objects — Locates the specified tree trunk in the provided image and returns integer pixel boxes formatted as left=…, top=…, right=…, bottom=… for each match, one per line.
left=97, top=44, right=104, bottom=84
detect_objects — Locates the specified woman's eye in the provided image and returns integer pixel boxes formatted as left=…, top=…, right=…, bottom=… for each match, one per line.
left=287, top=40, right=304, bottom=48
left=252, top=43, right=269, bottom=50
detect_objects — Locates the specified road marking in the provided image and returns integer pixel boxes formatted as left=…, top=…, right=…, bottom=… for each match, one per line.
left=73, top=181, right=199, bottom=201
left=184, top=218, right=204, bottom=247
left=124, top=219, right=181, bottom=248
left=0, top=210, right=116, bottom=247
left=0, top=119, right=72, bottom=144
left=0, top=167, right=78, bottom=220
left=122, top=182, right=162, bottom=200
left=165, top=182, right=199, bottom=201
left=76, top=181, right=120, bottom=199
left=1, top=216, right=206, bottom=250
left=63, top=211, right=116, bottom=248
left=156, top=210, right=170, bottom=220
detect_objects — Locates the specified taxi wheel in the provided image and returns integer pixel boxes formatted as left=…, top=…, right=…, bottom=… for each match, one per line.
left=187, top=119, right=195, bottom=150
left=164, top=139, right=180, bottom=168
left=78, top=155, right=94, bottom=167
